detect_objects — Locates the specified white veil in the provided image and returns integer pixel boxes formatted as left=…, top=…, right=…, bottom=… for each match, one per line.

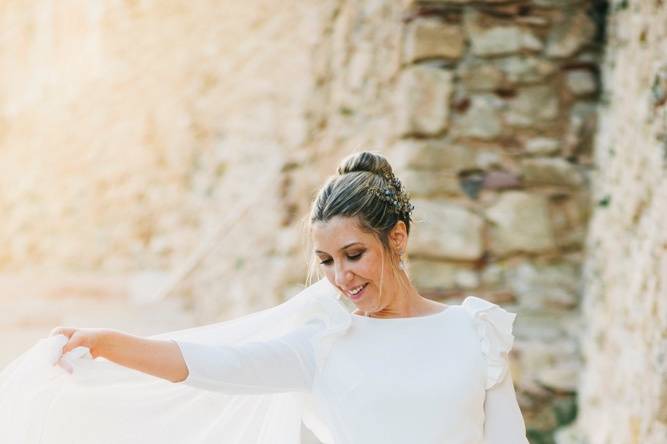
left=0, top=277, right=352, bottom=444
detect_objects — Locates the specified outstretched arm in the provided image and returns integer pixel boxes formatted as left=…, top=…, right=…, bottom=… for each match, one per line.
left=171, top=319, right=323, bottom=394
left=50, top=320, right=323, bottom=394
left=50, top=327, right=188, bottom=383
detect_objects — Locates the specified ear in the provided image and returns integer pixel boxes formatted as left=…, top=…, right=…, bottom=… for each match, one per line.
left=388, top=221, right=408, bottom=255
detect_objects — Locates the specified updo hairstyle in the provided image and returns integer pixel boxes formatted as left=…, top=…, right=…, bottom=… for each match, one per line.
left=308, top=151, right=414, bottom=264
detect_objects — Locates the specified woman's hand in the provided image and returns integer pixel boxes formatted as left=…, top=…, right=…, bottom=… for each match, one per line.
left=48, top=326, right=110, bottom=373
left=49, top=327, right=188, bottom=382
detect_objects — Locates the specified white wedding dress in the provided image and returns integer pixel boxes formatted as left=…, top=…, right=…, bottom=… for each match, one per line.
left=0, top=277, right=529, bottom=444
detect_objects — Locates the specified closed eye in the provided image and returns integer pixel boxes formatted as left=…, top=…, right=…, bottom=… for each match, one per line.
left=319, top=252, right=363, bottom=266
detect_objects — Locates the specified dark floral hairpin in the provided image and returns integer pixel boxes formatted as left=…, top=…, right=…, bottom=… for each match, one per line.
left=368, top=172, right=415, bottom=218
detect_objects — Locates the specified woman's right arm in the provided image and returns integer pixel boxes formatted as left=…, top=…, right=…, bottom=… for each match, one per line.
left=50, top=320, right=323, bottom=394
left=170, top=319, right=323, bottom=394
left=50, top=327, right=189, bottom=383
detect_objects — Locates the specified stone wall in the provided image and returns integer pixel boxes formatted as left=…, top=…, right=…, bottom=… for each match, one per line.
left=387, top=2, right=602, bottom=441
left=577, top=1, right=667, bottom=443
left=0, top=1, right=606, bottom=442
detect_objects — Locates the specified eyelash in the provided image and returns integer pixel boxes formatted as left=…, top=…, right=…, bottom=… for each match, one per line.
left=319, top=253, right=363, bottom=266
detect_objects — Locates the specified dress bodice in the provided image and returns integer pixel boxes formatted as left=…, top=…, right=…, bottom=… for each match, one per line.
left=311, top=305, right=487, bottom=444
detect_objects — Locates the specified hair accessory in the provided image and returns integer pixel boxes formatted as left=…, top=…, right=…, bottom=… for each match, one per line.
left=368, top=171, right=415, bottom=219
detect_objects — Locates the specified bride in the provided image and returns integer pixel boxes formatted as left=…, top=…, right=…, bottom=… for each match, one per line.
left=0, top=151, right=529, bottom=443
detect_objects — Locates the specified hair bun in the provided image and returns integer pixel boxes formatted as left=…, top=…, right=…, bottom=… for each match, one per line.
left=337, top=151, right=394, bottom=178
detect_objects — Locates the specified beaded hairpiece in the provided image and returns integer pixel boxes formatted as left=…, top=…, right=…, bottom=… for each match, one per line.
left=368, top=171, right=415, bottom=219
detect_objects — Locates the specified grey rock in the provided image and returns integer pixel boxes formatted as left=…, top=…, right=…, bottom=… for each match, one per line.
left=452, top=95, right=504, bottom=140
left=399, top=169, right=461, bottom=197
left=408, top=199, right=484, bottom=260
left=396, top=65, right=454, bottom=136
left=563, top=101, right=598, bottom=157
left=465, top=10, right=543, bottom=57
left=549, top=192, right=591, bottom=250
left=525, top=137, right=561, bottom=156
left=546, top=11, right=596, bottom=58
left=506, top=260, right=581, bottom=310
left=486, top=191, right=557, bottom=255
left=521, top=158, right=585, bottom=187
left=409, top=259, right=479, bottom=291
left=390, top=140, right=477, bottom=171
left=495, top=56, right=557, bottom=84
left=536, top=361, right=581, bottom=392
left=459, top=56, right=557, bottom=91
left=458, top=60, right=504, bottom=91
left=505, top=84, right=560, bottom=127
left=554, top=423, right=587, bottom=444
left=403, top=18, right=465, bottom=62
left=566, top=70, right=598, bottom=96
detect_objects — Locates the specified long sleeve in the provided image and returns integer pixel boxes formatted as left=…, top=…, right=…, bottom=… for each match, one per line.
left=171, top=318, right=325, bottom=395
left=461, top=296, right=530, bottom=444
left=483, top=367, right=529, bottom=444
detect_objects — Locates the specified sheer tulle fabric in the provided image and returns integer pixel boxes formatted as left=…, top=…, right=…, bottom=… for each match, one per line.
left=0, top=278, right=347, bottom=444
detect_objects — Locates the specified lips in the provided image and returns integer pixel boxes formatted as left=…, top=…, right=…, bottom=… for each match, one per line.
left=346, top=283, right=368, bottom=300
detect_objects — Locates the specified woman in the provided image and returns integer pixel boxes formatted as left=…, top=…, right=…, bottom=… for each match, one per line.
left=0, top=151, right=529, bottom=443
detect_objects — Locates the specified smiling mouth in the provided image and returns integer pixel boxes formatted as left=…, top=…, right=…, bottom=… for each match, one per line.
left=347, top=283, right=368, bottom=300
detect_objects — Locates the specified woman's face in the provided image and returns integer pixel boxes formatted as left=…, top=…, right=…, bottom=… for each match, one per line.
left=312, top=215, right=399, bottom=313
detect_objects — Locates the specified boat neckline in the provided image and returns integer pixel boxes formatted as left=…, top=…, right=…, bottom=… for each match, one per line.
left=350, top=304, right=455, bottom=321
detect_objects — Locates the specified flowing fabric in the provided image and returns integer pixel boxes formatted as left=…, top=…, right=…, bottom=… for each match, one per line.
left=0, top=277, right=349, bottom=444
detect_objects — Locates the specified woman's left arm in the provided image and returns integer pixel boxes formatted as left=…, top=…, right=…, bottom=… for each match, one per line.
left=483, top=369, right=530, bottom=444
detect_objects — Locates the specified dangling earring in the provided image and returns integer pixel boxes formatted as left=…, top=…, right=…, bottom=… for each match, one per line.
left=399, top=250, right=405, bottom=270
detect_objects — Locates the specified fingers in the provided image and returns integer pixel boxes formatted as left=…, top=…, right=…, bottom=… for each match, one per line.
left=50, top=326, right=76, bottom=339
left=56, top=357, right=73, bottom=374
left=49, top=327, right=79, bottom=370
left=62, top=335, right=81, bottom=355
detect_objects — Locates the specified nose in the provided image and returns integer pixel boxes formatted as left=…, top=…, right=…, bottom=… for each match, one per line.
left=334, top=262, right=353, bottom=288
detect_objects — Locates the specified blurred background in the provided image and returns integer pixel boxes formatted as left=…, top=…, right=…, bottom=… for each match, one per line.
left=0, top=1, right=665, bottom=443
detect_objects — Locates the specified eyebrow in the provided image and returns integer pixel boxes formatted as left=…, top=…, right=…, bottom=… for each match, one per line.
left=314, top=242, right=363, bottom=255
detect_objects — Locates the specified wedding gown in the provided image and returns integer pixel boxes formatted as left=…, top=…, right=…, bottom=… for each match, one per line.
left=0, top=277, right=529, bottom=443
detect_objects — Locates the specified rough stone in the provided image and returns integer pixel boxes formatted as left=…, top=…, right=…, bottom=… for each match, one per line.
left=545, top=11, right=596, bottom=58
left=396, top=65, right=454, bottom=136
left=472, top=27, right=543, bottom=57
left=486, top=191, right=557, bottom=256
left=458, top=60, right=504, bottom=91
left=536, top=361, right=581, bottom=393
left=521, top=158, right=586, bottom=187
left=554, top=423, right=587, bottom=444
left=565, top=70, right=598, bottom=96
left=495, top=56, right=557, bottom=84
left=549, top=192, right=590, bottom=250
left=452, top=95, right=504, bottom=140
left=459, top=56, right=557, bottom=91
left=506, top=261, right=581, bottom=310
left=409, top=259, right=479, bottom=291
left=505, top=84, right=560, bottom=127
left=408, top=199, right=484, bottom=260
left=404, top=18, right=465, bottom=62
left=391, top=140, right=477, bottom=171
left=465, top=10, right=543, bottom=57
left=399, top=169, right=461, bottom=197
left=563, top=102, right=597, bottom=158
left=525, top=137, right=561, bottom=156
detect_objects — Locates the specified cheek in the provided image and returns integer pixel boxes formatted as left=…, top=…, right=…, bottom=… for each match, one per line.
left=356, top=254, right=380, bottom=280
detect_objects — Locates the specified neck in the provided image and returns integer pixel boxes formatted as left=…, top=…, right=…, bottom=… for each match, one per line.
left=365, top=276, right=427, bottom=318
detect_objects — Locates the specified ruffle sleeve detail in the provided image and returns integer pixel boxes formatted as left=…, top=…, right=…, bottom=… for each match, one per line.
left=461, top=296, right=517, bottom=390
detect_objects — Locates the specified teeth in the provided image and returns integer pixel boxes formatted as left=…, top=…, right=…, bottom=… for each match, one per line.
left=350, top=284, right=365, bottom=295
